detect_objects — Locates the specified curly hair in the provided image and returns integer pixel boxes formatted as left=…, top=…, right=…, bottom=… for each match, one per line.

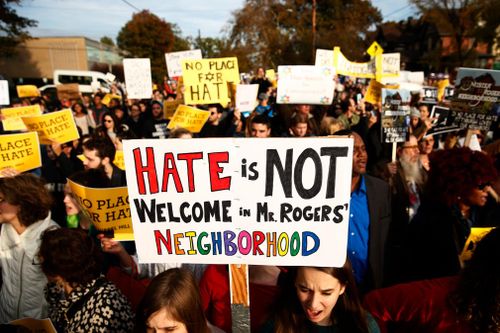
left=450, top=228, right=500, bottom=333
left=426, top=148, right=497, bottom=207
left=39, top=228, right=102, bottom=287
left=135, top=268, right=209, bottom=333
left=272, top=261, right=370, bottom=333
left=0, top=174, right=52, bottom=227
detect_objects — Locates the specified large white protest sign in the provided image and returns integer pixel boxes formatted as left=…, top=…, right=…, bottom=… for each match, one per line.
left=0, top=80, right=9, bottom=105
left=381, top=53, right=400, bottom=77
left=123, top=137, right=353, bottom=267
left=236, top=84, right=259, bottom=112
left=123, top=58, right=153, bottom=99
left=315, top=49, right=334, bottom=67
left=165, top=49, right=203, bottom=78
left=277, top=66, right=335, bottom=105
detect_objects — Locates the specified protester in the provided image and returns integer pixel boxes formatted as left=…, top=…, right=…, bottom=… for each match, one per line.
left=82, top=136, right=126, bottom=186
left=248, top=114, right=272, bottom=138
left=418, top=134, right=435, bottom=171
left=142, top=100, right=169, bottom=139
left=71, top=101, right=96, bottom=135
left=262, top=263, right=380, bottom=333
left=0, top=174, right=59, bottom=322
left=287, top=112, right=311, bottom=137
left=96, top=111, right=121, bottom=142
left=91, top=93, right=108, bottom=126
left=39, top=228, right=134, bottom=332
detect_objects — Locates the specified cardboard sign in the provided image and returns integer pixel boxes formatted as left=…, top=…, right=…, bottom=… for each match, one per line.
left=163, top=99, right=183, bottom=120
left=333, top=47, right=400, bottom=78
left=123, top=58, right=153, bottom=99
left=123, top=137, right=353, bottom=266
left=0, top=80, right=9, bottom=105
left=167, top=105, right=210, bottom=133
left=367, top=41, right=384, bottom=57
left=381, top=89, right=411, bottom=143
left=67, top=179, right=133, bottom=240
left=105, top=72, right=116, bottom=82
left=460, top=227, right=494, bottom=262
left=315, top=49, right=334, bottom=67
left=56, top=83, right=80, bottom=101
left=364, top=80, right=385, bottom=105
left=22, top=109, right=80, bottom=145
left=236, top=84, right=259, bottom=112
left=1, top=104, right=42, bottom=131
left=165, top=49, right=203, bottom=78
left=181, top=57, right=240, bottom=105
left=16, top=85, right=40, bottom=98
left=114, top=150, right=125, bottom=170
left=450, top=68, right=499, bottom=131
left=9, top=318, right=57, bottom=333
left=277, top=66, right=335, bottom=105
left=0, top=132, right=41, bottom=174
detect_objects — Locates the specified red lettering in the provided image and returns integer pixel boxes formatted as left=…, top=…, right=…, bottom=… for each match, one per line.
left=252, top=231, right=265, bottom=255
left=161, top=153, right=184, bottom=193
left=208, top=152, right=231, bottom=192
left=134, top=147, right=158, bottom=195
left=154, top=229, right=172, bottom=255
left=177, top=152, right=203, bottom=192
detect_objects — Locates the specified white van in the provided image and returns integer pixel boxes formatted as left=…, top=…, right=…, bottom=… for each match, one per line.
left=53, top=70, right=111, bottom=94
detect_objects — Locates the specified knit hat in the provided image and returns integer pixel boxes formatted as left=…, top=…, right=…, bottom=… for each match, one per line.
left=258, top=93, right=269, bottom=101
left=410, top=107, right=421, bottom=118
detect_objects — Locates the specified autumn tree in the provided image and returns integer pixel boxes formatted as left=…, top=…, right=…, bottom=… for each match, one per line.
left=227, top=0, right=381, bottom=71
left=117, top=10, right=176, bottom=83
left=100, top=36, right=115, bottom=47
left=0, top=0, right=37, bottom=57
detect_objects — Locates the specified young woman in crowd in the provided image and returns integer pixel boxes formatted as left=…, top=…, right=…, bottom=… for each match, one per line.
left=39, top=228, right=134, bottom=332
left=0, top=174, right=59, bottom=322
left=71, top=101, right=96, bottom=135
left=262, top=262, right=380, bottom=333
left=96, top=111, right=121, bottom=142
left=135, top=268, right=219, bottom=333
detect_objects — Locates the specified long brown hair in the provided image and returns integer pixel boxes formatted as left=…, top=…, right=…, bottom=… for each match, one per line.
left=273, top=261, right=370, bottom=333
left=135, top=268, right=209, bottom=333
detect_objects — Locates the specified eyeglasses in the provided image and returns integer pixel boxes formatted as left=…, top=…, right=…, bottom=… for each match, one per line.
left=477, top=182, right=491, bottom=190
left=104, top=120, right=113, bottom=123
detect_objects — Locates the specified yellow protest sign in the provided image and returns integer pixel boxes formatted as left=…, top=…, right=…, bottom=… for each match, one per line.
left=0, top=132, right=41, bottom=174
left=437, top=78, right=449, bottom=101
left=1, top=104, right=42, bottom=131
left=460, top=227, right=494, bottom=262
left=266, top=69, right=276, bottom=81
left=367, top=41, right=384, bottom=57
left=22, top=109, right=80, bottom=145
left=102, top=93, right=122, bottom=107
left=67, top=179, right=133, bottom=240
left=167, top=105, right=210, bottom=133
left=364, top=80, right=385, bottom=105
left=181, top=57, right=240, bottom=105
left=114, top=150, right=125, bottom=170
left=163, top=99, right=183, bottom=120
left=333, top=47, right=399, bottom=78
left=16, top=85, right=40, bottom=98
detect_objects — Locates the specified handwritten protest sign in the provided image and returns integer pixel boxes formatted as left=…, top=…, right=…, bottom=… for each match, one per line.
left=460, top=227, right=494, bottom=262
left=1, top=104, right=42, bottom=131
left=364, top=80, right=384, bottom=105
left=381, top=89, right=411, bottom=143
left=9, top=318, right=57, bottom=333
left=114, top=150, right=125, bottom=170
left=0, top=132, right=41, bottom=174
left=333, top=47, right=400, bottom=78
left=236, top=84, right=259, bottom=112
left=181, top=57, right=240, bottom=105
left=0, top=80, right=9, bottom=105
left=56, top=83, right=80, bottom=101
left=123, top=137, right=353, bottom=266
left=315, top=49, right=334, bottom=67
left=165, top=49, right=203, bottom=78
left=22, top=109, right=79, bottom=145
left=163, top=99, right=183, bottom=119
left=16, top=85, right=40, bottom=98
left=123, top=58, right=153, bottom=99
left=450, top=68, right=499, bottom=131
left=68, top=179, right=133, bottom=240
left=167, top=105, right=210, bottom=133
left=277, top=66, right=335, bottom=105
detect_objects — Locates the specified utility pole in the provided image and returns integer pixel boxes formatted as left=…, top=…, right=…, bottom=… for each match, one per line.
left=312, top=0, right=317, bottom=62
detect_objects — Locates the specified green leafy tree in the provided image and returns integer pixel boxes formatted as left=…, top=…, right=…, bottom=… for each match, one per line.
left=171, top=23, right=191, bottom=51
left=100, top=36, right=115, bottom=47
left=0, top=0, right=37, bottom=57
left=228, top=0, right=381, bottom=71
left=117, top=10, right=175, bottom=83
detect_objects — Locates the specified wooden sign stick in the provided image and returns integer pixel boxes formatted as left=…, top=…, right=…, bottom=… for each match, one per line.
left=229, top=264, right=251, bottom=333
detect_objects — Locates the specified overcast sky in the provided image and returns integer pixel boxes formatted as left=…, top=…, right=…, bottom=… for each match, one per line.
left=14, top=0, right=417, bottom=41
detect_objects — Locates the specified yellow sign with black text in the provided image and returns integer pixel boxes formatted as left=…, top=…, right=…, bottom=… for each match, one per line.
left=167, top=105, right=210, bottom=133
left=1, top=104, right=42, bottom=131
left=0, top=132, right=41, bottom=174
left=22, top=109, right=80, bottom=145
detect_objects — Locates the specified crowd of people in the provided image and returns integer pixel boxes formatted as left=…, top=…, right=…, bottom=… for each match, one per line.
left=0, top=66, right=499, bottom=333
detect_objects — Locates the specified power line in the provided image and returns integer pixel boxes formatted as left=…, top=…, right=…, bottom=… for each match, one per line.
left=120, top=0, right=141, bottom=12
left=385, top=4, right=412, bottom=18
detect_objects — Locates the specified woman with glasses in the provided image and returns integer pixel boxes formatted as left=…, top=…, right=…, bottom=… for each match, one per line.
left=401, top=147, right=498, bottom=282
left=0, top=174, right=59, bottom=322
left=95, top=111, right=121, bottom=143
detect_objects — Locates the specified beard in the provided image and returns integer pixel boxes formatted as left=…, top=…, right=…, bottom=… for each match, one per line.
left=400, top=156, right=424, bottom=186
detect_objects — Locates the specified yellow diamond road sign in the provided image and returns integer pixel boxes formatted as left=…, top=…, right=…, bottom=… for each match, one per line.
left=367, top=41, right=384, bottom=57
